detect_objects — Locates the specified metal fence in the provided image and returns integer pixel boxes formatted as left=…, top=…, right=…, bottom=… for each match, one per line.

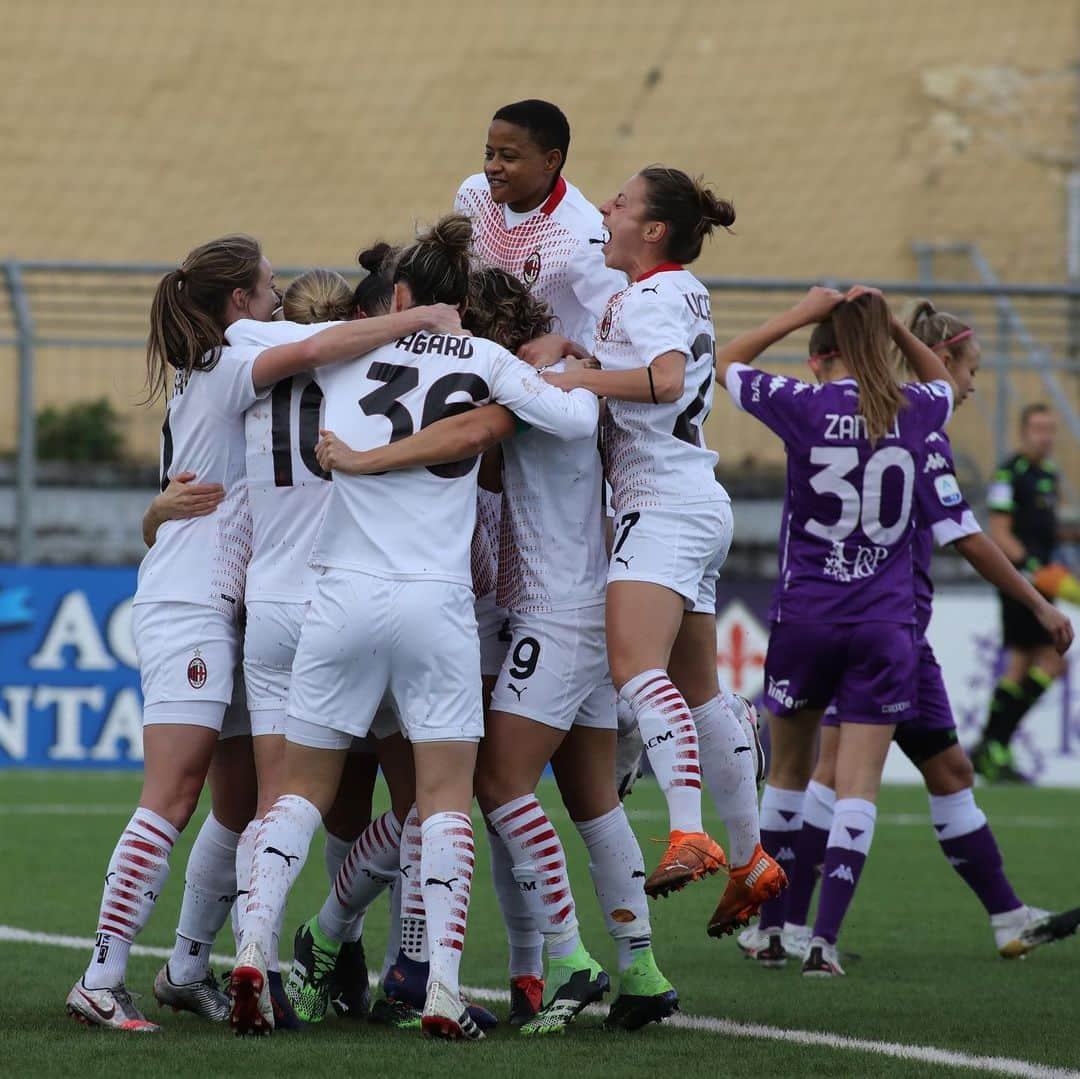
left=3, top=258, right=1080, bottom=564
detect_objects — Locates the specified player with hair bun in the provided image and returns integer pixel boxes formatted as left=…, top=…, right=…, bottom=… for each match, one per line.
left=66, top=235, right=458, bottom=1033
left=741, top=299, right=1075, bottom=969
left=546, top=166, right=781, bottom=934
left=229, top=214, right=600, bottom=1040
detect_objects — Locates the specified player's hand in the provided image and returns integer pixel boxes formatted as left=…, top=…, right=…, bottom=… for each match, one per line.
left=791, top=286, right=844, bottom=325
left=416, top=303, right=463, bottom=334
left=542, top=368, right=586, bottom=391
left=156, top=471, right=225, bottom=520
left=518, top=334, right=588, bottom=369
left=844, top=284, right=885, bottom=304
left=316, top=429, right=361, bottom=473
left=1036, top=602, right=1074, bottom=655
left=560, top=355, right=600, bottom=373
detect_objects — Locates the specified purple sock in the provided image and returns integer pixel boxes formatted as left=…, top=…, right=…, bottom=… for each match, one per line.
left=811, top=798, right=876, bottom=946
left=930, top=791, right=1022, bottom=917
left=757, top=786, right=803, bottom=930
left=785, top=822, right=829, bottom=927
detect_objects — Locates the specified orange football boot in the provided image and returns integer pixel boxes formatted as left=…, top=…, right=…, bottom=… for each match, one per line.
left=706, top=844, right=788, bottom=937
left=645, top=830, right=727, bottom=898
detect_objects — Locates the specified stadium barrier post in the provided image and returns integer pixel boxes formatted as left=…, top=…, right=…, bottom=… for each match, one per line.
left=6, top=261, right=35, bottom=565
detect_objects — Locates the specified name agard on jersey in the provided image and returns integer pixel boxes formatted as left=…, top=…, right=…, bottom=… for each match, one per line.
left=396, top=332, right=475, bottom=358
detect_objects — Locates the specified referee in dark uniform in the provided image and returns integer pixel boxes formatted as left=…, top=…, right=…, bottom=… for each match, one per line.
left=972, top=403, right=1065, bottom=782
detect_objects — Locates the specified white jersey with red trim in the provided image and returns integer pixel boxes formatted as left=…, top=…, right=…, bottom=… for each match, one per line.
left=134, top=346, right=262, bottom=616
left=310, top=331, right=599, bottom=585
left=496, top=361, right=606, bottom=614
left=226, top=318, right=336, bottom=603
left=595, top=264, right=724, bottom=513
left=455, top=173, right=625, bottom=349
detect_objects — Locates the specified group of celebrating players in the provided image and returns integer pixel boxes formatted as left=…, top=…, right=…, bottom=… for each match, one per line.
left=64, top=98, right=1078, bottom=1041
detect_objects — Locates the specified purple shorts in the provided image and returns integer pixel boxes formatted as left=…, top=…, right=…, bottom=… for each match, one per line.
left=764, top=621, right=917, bottom=726
left=822, top=636, right=954, bottom=733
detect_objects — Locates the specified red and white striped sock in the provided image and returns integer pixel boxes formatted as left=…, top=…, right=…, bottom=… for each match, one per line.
left=399, top=807, right=428, bottom=962
left=84, top=808, right=178, bottom=989
left=318, top=810, right=402, bottom=943
left=619, top=669, right=703, bottom=833
left=490, top=794, right=580, bottom=960
left=420, top=811, right=475, bottom=997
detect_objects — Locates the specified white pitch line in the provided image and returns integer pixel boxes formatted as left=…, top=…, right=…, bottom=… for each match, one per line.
left=3, top=925, right=1076, bottom=1079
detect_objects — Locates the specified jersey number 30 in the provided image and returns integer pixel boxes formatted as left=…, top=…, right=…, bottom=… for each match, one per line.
left=806, top=446, right=915, bottom=545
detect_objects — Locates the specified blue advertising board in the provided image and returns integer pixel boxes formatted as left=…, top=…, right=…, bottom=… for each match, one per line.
left=0, top=566, right=143, bottom=768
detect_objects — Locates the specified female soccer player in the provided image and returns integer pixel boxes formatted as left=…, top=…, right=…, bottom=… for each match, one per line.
left=742, top=300, right=1074, bottom=971
left=228, top=214, right=600, bottom=1041
left=715, top=284, right=959, bottom=977
left=65, top=234, right=459, bottom=1032
left=544, top=166, right=780, bottom=933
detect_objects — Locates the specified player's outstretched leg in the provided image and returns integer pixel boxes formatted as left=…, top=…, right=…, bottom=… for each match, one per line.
left=619, top=671, right=726, bottom=897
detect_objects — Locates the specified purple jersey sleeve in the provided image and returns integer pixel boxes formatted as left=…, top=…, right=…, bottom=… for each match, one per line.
left=724, top=363, right=815, bottom=447
left=915, top=430, right=980, bottom=547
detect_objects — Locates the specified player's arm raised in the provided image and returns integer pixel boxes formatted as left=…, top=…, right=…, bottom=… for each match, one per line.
left=249, top=304, right=462, bottom=391
left=315, top=405, right=516, bottom=476
left=953, top=531, right=1073, bottom=654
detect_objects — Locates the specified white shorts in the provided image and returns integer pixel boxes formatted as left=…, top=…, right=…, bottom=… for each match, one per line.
left=288, top=569, right=484, bottom=745
left=133, top=602, right=239, bottom=709
left=243, top=600, right=307, bottom=715
left=607, top=500, right=734, bottom=614
left=488, top=603, right=616, bottom=732
left=476, top=590, right=511, bottom=679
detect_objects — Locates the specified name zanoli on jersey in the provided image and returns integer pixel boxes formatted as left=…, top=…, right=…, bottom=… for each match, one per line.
left=595, top=266, right=722, bottom=513
left=455, top=174, right=624, bottom=346
left=310, top=329, right=598, bottom=584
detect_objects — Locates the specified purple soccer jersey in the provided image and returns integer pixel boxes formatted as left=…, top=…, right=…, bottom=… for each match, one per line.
left=911, top=428, right=980, bottom=635
left=725, top=365, right=954, bottom=625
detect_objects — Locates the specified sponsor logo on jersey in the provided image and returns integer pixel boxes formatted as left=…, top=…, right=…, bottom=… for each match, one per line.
left=934, top=473, right=963, bottom=507
left=599, top=307, right=613, bottom=340
left=768, top=375, right=788, bottom=397
left=766, top=676, right=807, bottom=712
left=187, top=651, right=207, bottom=690
left=925, top=431, right=943, bottom=443
left=823, top=541, right=889, bottom=583
left=923, top=452, right=949, bottom=473
left=829, top=864, right=855, bottom=883
left=750, top=373, right=764, bottom=403
left=523, top=250, right=541, bottom=285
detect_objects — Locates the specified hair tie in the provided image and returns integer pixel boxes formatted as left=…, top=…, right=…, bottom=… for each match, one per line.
left=175, top=268, right=186, bottom=290
left=932, top=328, right=974, bottom=351
left=810, top=349, right=840, bottom=362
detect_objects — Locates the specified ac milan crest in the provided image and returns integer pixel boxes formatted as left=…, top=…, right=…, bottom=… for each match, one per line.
left=600, top=307, right=613, bottom=340
left=522, top=251, right=541, bottom=285
left=187, top=650, right=207, bottom=690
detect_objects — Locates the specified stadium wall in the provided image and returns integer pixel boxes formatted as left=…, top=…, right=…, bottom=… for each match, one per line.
left=1, top=566, right=1076, bottom=785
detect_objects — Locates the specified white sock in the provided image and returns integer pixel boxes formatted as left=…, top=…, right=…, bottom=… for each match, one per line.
left=619, top=670, right=703, bottom=834
left=420, top=812, right=475, bottom=997
left=827, top=798, right=877, bottom=858
left=399, top=806, right=428, bottom=962
left=488, top=826, right=543, bottom=979
left=232, top=817, right=260, bottom=953
left=324, top=831, right=352, bottom=884
left=241, top=795, right=322, bottom=959
left=170, top=812, right=240, bottom=984
left=575, top=805, right=651, bottom=972
left=693, top=695, right=761, bottom=866
left=928, top=789, right=987, bottom=839
left=84, top=809, right=178, bottom=989
left=490, top=794, right=580, bottom=961
left=319, top=811, right=402, bottom=944
left=381, top=875, right=402, bottom=982
left=804, top=780, right=837, bottom=832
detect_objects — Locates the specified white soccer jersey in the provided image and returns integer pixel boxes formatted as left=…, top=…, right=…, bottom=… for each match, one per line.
left=455, top=173, right=625, bottom=349
left=497, top=362, right=607, bottom=614
left=595, top=264, right=724, bottom=513
left=134, top=346, right=263, bottom=615
left=310, top=330, right=599, bottom=584
left=471, top=487, right=501, bottom=599
left=226, top=318, right=335, bottom=602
